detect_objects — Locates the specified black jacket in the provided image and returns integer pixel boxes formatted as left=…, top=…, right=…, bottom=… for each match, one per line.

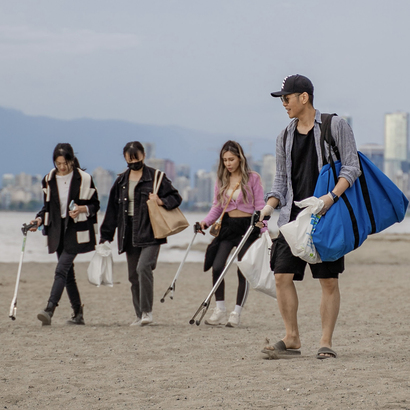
left=100, top=165, right=182, bottom=252
left=36, top=168, right=100, bottom=254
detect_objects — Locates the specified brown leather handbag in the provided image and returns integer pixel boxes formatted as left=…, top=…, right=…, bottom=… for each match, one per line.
left=209, top=182, right=240, bottom=237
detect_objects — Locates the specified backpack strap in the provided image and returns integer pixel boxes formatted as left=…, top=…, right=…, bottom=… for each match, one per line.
left=282, top=128, right=288, bottom=154
left=322, top=114, right=376, bottom=235
left=320, top=113, right=339, bottom=188
left=320, top=113, right=340, bottom=164
left=321, top=113, right=362, bottom=249
left=283, top=114, right=340, bottom=162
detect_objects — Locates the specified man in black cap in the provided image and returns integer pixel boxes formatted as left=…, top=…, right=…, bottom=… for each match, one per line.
left=260, top=74, right=361, bottom=359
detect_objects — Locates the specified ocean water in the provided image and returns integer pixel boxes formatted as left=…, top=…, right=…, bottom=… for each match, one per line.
left=0, top=211, right=408, bottom=263
left=0, top=211, right=280, bottom=264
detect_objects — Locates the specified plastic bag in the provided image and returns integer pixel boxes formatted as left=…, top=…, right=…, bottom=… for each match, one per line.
left=237, top=231, right=276, bottom=299
left=87, top=242, right=113, bottom=287
left=279, top=197, right=324, bottom=264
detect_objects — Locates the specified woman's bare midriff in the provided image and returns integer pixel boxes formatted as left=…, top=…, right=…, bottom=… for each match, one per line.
left=228, top=209, right=252, bottom=218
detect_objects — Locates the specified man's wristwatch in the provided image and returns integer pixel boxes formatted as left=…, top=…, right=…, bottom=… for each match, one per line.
left=328, top=191, right=339, bottom=203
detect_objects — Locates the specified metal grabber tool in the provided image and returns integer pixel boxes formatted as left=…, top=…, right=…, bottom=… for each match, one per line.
left=161, top=222, right=205, bottom=303
left=189, top=211, right=268, bottom=326
left=9, top=222, right=37, bottom=320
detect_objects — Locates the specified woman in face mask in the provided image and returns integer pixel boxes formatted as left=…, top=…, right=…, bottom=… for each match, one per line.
left=100, top=141, right=182, bottom=326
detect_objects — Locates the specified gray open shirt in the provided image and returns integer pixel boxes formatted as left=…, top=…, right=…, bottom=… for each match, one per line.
left=265, top=109, right=361, bottom=228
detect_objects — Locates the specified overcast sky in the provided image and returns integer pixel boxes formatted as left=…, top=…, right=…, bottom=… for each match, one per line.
left=1, top=0, right=410, bottom=148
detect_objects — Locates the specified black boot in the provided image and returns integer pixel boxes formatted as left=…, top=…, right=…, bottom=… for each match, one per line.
left=67, top=305, right=85, bottom=325
left=37, top=302, right=57, bottom=326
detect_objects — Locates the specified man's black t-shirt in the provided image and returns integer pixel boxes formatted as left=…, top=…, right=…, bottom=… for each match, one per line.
left=290, top=127, right=319, bottom=221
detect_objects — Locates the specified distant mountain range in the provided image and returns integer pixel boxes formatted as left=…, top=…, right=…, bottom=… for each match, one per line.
left=0, top=106, right=273, bottom=181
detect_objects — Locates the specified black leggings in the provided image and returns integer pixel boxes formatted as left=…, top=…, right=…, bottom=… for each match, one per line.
left=48, top=219, right=81, bottom=309
left=212, top=216, right=259, bottom=306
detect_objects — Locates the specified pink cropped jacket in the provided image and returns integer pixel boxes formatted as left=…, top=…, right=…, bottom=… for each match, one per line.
left=202, top=172, right=267, bottom=232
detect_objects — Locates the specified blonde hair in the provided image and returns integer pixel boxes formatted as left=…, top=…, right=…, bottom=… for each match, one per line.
left=216, top=140, right=253, bottom=205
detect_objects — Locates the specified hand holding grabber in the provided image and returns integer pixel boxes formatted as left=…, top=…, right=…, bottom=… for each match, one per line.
left=189, top=211, right=268, bottom=326
left=9, top=222, right=38, bottom=320
left=160, top=222, right=205, bottom=303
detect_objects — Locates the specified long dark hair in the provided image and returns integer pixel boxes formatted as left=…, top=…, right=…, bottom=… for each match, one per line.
left=52, top=143, right=82, bottom=170
left=123, top=141, right=145, bottom=161
left=216, top=140, right=252, bottom=205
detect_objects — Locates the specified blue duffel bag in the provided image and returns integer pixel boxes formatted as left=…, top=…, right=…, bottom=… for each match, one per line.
left=312, top=114, right=409, bottom=262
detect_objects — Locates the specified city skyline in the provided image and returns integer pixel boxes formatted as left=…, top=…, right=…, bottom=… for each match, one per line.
left=3, top=108, right=410, bottom=212
left=0, top=146, right=277, bottom=211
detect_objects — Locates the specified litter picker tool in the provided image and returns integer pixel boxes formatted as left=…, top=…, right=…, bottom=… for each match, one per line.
left=161, top=222, right=205, bottom=303
left=9, top=222, right=37, bottom=320
left=189, top=211, right=268, bottom=326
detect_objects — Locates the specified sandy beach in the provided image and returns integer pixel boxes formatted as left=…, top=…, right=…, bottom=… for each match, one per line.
left=1, top=233, right=409, bottom=409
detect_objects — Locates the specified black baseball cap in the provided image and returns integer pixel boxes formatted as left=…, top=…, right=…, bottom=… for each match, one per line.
left=271, top=74, right=314, bottom=97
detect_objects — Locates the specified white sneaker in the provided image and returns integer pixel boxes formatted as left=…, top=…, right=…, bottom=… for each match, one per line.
left=226, top=311, right=240, bottom=328
left=130, top=317, right=141, bottom=327
left=205, top=307, right=227, bottom=325
left=141, top=312, right=153, bottom=326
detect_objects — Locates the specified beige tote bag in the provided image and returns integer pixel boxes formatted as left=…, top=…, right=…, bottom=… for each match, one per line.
left=147, top=170, right=189, bottom=239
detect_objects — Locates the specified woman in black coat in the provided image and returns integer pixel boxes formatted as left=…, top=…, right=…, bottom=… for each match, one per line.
left=100, top=141, right=182, bottom=326
left=30, top=143, right=100, bottom=326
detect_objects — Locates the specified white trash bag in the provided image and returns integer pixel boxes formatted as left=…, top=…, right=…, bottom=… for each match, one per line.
left=279, top=196, right=323, bottom=264
left=87, top=242, right=113, bottom=287
left=237, top=231, right=276, bottom=299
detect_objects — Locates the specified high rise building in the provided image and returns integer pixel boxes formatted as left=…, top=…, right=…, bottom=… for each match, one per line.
left=92, top=167, right=116, bottom=210
left=2, top=174, right=15, bottom=189
left=261, top=154, right=276, bottom=191
left=15, top=172, right=32, bottom=190
left=384, top=112, right=409, bottom=180
left=194, top=170, right=216, bottom=205
left=143, top=142, right=155, bottom=160
left=31, top=175, right=43, bottom=202
left=145, top=158, right=176, bottom=181
left=93, top=167, right=115, bottom=197
left=176, top=164, right=190, bottom=179
left=250, top=159, right=262, bottom=176
left=173, top=176, right=191, bottom=202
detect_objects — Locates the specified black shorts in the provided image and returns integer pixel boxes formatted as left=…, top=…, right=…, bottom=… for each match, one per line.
left=270, top=232, right=344, bottom=281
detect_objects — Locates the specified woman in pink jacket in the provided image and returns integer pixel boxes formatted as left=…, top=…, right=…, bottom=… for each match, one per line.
left=200, top=140, right=266, bottom=327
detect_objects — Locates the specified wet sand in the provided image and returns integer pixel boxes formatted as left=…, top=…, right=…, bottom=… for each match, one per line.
left=0, top=234, right=409, bottom=409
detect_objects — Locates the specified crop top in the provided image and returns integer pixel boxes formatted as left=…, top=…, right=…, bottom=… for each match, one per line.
left=202, top=172, right=267, bottom=231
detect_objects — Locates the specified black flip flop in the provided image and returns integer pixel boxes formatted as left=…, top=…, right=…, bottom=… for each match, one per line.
left=316, top=347, right=337, bottom=359
left=261, top=340, right=301, bottom=359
